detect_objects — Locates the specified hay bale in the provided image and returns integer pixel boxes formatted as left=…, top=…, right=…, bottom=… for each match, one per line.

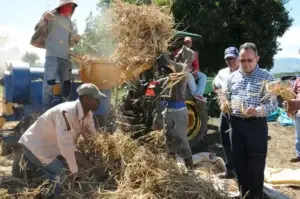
left=109, top=0, right=175, bottom=79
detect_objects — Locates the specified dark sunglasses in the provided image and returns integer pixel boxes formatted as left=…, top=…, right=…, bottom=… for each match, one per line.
left=239, top=58, right=256, bottom=63
left=225, top=57, right=236, bottom=61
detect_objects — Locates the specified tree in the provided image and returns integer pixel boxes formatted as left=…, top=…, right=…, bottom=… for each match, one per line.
left=22, top=51, right=40, bottom=67
left=87, top=0, right=292, bottom=75
left=172, top=0, right=293, bottom=75
left=73, top=9, right=116, bottom=57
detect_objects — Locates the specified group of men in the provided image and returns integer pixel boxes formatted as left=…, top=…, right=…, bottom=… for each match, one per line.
left=13, top=0, right=300, bottom=199
left=213, top=43, right=300, bottom=199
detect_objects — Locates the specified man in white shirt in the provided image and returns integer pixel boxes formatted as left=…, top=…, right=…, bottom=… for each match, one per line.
left=213, top=47, right=239, bottom=179
left=19, top=83, right=106, bottom=181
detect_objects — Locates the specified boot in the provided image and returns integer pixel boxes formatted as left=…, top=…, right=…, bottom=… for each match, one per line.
left=183, top=156, right=194, bottom=170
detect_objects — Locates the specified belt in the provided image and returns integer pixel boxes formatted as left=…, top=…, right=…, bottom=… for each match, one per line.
left=231, top=115, right=266, bottom=121
left=166, top=107, right=187, bottom=112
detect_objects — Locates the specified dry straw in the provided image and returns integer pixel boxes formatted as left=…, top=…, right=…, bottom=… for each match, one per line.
left=1, top=131, right=228, bottom=198
left=109, top=0, right=175, bottom=79
left=265, top=81, right=296, bottom=101
left=47, top=131, right=227, bottom=199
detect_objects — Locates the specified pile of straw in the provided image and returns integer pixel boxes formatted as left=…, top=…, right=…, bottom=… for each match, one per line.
left=45, top=131, right=227, bottom=199
left=109, top=0, right=175, bottom=80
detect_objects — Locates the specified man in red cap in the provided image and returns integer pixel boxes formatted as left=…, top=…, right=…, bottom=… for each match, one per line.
left=175, top=37, right=207, bottom=100
left=31, top=0, right=80, bottom=112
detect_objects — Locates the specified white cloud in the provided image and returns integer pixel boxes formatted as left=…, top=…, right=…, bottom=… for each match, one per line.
left=275, top=26, right=300, bottom=58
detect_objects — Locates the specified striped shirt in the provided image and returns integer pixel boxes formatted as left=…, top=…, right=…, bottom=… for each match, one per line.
left=226, top=66, right=278, bottom=118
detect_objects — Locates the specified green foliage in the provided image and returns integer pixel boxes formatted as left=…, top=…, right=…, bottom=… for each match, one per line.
left=73, top=9, right=116, bottom=57
left=80, top=0, right=292, bottom=76
left=21, top=51, right=40, bottom=67
left=172, top=0, right=293, bottom=75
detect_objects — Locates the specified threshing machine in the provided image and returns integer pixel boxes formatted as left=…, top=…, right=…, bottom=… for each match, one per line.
left=0, top=59, right=115, bottom=130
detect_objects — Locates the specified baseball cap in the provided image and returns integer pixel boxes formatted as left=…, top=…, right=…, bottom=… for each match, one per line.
left=76, top=83, right=107, bottom=100
left=184, top=36, right=192, bottom=42
left=224, top=47, right=239, bottom=59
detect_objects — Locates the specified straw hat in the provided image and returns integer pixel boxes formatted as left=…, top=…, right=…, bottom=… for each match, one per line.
left=53, top=0, right=78, bottom=10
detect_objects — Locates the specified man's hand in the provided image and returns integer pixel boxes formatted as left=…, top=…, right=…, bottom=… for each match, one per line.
left=283, top=100, right=298, bottom=117
left=75, top=151, right=93, bottom=169
left=245, top=106, right=257, bottom=116
left=283, top=100, right=299, bottom=113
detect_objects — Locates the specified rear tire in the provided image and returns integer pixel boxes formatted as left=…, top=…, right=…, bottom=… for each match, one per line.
left=185, top=90, right=209, bottom=151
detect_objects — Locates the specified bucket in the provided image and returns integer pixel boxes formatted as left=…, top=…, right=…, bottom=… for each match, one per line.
left=78, top=57, right=123, bottom=89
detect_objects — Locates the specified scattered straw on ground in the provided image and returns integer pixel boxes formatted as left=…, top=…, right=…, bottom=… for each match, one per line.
left=41, top=130, right=227, bottom=199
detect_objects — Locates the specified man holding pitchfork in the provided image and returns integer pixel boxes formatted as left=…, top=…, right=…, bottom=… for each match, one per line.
left=30, top=0, right=81, bottom=111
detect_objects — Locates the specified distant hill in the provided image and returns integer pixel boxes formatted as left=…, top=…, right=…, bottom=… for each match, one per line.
left=270, top=58, right=300, bottom=74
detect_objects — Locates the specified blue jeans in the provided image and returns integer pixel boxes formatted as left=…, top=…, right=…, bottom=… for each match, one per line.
left=23, top=146, right=67, bottom=198
left=187, top=72, right=207, bottom=97
left=43, top=56, right=72, bottom=111
left=23, top=146, right=67, bottom=180
left=294, top=115, right=300, bottom=157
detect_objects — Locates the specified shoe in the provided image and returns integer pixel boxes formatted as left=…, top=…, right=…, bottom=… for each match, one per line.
left=218, top=171, right=235, bottom=179
left=290, top=156, right=300, bottom=163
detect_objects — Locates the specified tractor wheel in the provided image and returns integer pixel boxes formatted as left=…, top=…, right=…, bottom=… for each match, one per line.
left=185, top=99, right=208, bottom=150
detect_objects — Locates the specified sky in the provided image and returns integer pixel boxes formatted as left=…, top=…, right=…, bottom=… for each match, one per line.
left=0, top=0, right=99, bottom=61
left=0, top=0, right=299, bottom=64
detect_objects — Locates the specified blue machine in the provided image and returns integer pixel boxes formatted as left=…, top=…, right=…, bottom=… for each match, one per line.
left=2, top=64, right=112, bottom=122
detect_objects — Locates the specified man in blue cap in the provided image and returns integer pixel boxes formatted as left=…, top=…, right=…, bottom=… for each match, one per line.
left=213, top=47, right=239, bottom=179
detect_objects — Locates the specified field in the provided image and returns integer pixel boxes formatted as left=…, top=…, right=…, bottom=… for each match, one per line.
left=203, top=118, right=300, bottom=199
left=1, top=117, right=300, bottom=198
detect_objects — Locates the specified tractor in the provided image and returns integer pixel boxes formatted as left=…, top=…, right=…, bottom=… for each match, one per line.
left=118, top=31, right=215, bottom=151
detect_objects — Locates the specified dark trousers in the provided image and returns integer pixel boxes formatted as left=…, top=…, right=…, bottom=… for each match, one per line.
left=231, top=116, right=268, bottom=199
left=219, top=113, right=234, bottom=172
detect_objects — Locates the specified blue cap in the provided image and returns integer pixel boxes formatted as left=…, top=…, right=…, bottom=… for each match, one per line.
left=224, top=47, right=239, bottom=59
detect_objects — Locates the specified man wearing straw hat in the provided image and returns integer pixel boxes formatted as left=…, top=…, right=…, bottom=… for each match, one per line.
left=213, top=46, right=239, bottom=179
left=175, top=36, right=207, bottom=101
left=224, top=43, right=277, bottom=199
left=156, top=46, right=195, bottom=169
left=18, top=83, right=107, bottom=197
left=30, top=0, right=81, bottom=111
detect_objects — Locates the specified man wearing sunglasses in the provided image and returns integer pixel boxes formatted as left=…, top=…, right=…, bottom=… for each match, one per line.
left=224, top=43, right=277, bottom=199
left=213, top=47, right=239, bottom=179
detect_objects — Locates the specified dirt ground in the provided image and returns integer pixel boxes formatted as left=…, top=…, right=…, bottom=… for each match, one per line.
left=202, top=118, right=300, bottom=199
left=1, top=118, right=300, bottom=198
